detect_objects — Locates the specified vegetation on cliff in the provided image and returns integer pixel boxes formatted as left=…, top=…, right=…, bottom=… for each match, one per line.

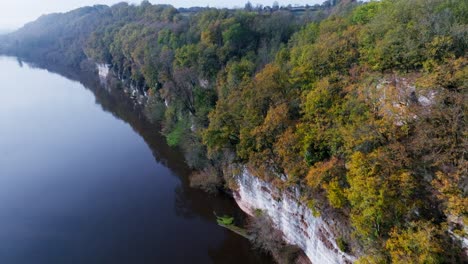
left=1, top=0, right=466, bottom=262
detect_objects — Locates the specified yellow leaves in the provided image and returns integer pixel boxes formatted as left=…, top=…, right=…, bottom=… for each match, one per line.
left=355, top=254, right=386, bottom=264
left=306, top=199, right=321, bottom=217
left=447, top=195, right=468, bottom=225
left=418, top=57, right=468, bottom=91
left=432, top=171, right=468, bottom=222
left=346, top=151, right=374, bottom=180
left=351, top=0, right=384, bottom=25
left=325, top=178, right=347, bottom=209
left=253, top=103, right=289, bottom=137
left=201, top=30, right=217, bottom=45
left=247, top=103, right=289, bottom=158
left=346, top=150, right=395, bottom=241
left=385, top=221, right=443, bottom=264
left=391, top=171, right=415, bottom=198
left=274, top=127, right=299, bottom=161
left=202, top=99, right=240, bottom=155
left=253, top=64, right=286, bottom=99
left=426, top=36, right=454, bottom=60
left=289, top=18, right=360, bottom=86
left=303, top=78, right=332, bottom=119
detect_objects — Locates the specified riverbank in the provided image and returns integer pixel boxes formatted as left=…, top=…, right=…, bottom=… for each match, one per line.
left=0, top=56, right=273, bottom=264
left=96, top=60, right=322, bottom=264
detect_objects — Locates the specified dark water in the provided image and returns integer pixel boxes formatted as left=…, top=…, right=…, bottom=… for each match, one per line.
left=0, top=57, right=271, bottom=264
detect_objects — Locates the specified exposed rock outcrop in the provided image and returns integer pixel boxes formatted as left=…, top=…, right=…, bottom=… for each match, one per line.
left=234, top=170, right=355, bottom=264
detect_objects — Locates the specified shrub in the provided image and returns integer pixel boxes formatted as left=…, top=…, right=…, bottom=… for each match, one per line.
left=165, top=118, right=189, bottom=146
left=247, top=214, right=302, bottom=264
left=144, top=94, right=166, bottom=123
left=189, top=166, right=223, bottom=194
left=336, top=236, right=349, bottom=253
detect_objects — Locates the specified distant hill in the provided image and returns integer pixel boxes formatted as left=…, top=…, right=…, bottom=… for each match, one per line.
left=0, top=1, right=336, bottom=67
left=0, top=29, right=14, bottom=35
left=0, top=5, right=110, bottom=65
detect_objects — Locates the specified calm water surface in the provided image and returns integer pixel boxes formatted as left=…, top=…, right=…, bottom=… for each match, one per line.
left=0, top=57, right=271, bottom=264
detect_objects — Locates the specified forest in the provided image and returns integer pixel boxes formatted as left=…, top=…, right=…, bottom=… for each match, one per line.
left=0, top=0, right=466, bottom=262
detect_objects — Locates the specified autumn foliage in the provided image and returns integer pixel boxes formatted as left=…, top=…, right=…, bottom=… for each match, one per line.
left=5, top=0, right=467, bottom=261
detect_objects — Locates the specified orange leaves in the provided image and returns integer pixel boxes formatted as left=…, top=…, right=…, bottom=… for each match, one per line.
left=432, top=171, right=468, bottom=223
left=251, top=103, right=290, bottom=142
left=306, top=157, right=340, bottom=188
left=305, top=156, right=348, bottom=209
left=273, top=127, right=308, bottom=180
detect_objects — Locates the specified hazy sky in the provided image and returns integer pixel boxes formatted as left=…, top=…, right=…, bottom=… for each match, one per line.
left=0, top=0, right=323, bottom=29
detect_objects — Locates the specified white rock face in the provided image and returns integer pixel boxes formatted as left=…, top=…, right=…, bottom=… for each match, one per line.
left=234, top=170, right=355, bottom=264
left=97, top=63, right=110, bottom=79
left=372, top=77, right=437, bottom=126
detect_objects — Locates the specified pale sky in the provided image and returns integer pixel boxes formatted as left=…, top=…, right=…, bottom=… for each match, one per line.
left=0, top=0, right=323, bottom=30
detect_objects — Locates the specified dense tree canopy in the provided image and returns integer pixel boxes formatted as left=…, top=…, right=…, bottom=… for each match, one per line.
left=1, top=0, right=466, bottom=262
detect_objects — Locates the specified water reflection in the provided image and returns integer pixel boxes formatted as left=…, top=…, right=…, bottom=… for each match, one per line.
left=16, top=57, right=23, bottom=68
left=0, top=57, right=272, bottom=264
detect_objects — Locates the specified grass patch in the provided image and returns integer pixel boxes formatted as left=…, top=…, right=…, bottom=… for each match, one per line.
left=166, top=118, right=189, bottom=146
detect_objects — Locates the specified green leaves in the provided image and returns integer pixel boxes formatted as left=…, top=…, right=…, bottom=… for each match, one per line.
left=165, top=117, right=190, bottom=147
left=216, top=215, right=235, bottom=225
left=12, top=0, right=467, bottom=259
left=351, top=0, right=383, bottom=25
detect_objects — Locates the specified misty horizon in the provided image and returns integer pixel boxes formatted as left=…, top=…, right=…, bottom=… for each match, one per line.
left=0, top=0, right=323, bottom=30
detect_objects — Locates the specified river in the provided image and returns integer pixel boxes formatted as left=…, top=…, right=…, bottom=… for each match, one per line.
left=0, top=56, right=271, bottom=264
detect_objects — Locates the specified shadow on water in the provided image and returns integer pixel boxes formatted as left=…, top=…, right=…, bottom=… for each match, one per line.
left=17, top=58, right=273, bottom=264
